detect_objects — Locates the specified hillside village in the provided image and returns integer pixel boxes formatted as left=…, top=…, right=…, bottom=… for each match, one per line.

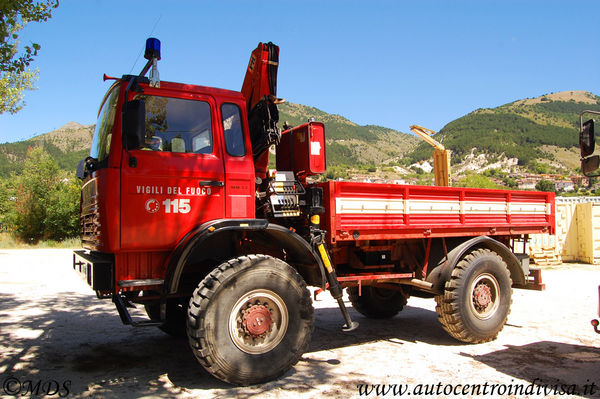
left=352, top=151, right=590, bottom=192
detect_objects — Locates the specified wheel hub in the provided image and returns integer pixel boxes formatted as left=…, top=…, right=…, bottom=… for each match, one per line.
left=242, top=304, right=273, bottom=337
left=473, top=283, right=492, bottom=310
left=469, top=273, right=500, bottom=320
left=229, top=289, right=289, bottom=354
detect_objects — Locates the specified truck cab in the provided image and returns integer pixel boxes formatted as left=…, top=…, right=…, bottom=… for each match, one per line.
left=78, top=77, right=258, bottom=291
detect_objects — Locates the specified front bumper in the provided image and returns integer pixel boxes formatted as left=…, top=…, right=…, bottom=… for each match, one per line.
left=73, top=250, right=114, bottom=291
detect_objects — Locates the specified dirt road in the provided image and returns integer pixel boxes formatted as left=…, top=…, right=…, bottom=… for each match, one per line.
left=0, top=249, right=599, bottom=398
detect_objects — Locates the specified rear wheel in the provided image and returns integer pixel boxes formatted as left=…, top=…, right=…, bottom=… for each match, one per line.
left=435, top=248, right=512, bottom=343
left=187, top=254, right=314, bottom=385
left=347, top=286, right=408, bottom=319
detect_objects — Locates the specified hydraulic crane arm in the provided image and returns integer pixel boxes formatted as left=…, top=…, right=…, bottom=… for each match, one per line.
left=409, top=125, right=445, bottom=151
left=409, top=125, right=451, bottom=187
left=241, top=42, right=283, bottom=178
left=241, top=42, right=280, bottom=111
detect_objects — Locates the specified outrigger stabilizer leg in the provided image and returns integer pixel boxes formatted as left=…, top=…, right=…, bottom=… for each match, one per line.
left=311, top=215, right=358, bottom=332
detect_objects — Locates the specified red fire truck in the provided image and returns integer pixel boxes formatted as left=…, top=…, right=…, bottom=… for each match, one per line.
left=74, top=38, right=551, bottom=385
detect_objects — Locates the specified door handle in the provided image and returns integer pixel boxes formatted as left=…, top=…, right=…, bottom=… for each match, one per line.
left=199, top=180, right=225, bottom=187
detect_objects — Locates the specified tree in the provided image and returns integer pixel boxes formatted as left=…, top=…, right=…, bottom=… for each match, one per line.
left=0, top=0, right=58, bottom=114
left=13, top=147, right=56, bottom=240
left=0, top=69, right=37, bottom=114
left=535, top=179, right=555, bottom=192
left=455, top=174, right=500, bottom=189
left=45, top=177, right=80, bottom=240
left=12, top=147, right=80, bottom=242
left=0, top=178, right=16, bottom=228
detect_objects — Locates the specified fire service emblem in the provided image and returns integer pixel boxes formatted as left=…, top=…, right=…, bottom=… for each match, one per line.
left=145, top=199, right=160, bottom=213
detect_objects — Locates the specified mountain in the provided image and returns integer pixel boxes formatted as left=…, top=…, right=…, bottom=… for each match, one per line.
left=0, top=104, right=418, bottom=178
left=404, top=91, right=600, bottom=174
left=0, top=122, right=93, bottom=177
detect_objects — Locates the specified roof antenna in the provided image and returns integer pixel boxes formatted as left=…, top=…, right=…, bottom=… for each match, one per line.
left=128, top=15, right=162, bottom=74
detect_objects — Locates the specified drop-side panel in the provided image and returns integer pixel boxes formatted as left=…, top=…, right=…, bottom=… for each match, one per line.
left=319, top=181, right=554, bottom=243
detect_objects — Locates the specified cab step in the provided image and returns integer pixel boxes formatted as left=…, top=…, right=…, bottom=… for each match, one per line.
left=112, top=294, right=162, bottom=327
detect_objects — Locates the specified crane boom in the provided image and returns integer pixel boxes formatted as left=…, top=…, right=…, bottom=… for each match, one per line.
left=409, top=125, right=445, bottom=151
left=241, top=42, right=282, bottom=178
left=409, top=125, right=450, bottom=186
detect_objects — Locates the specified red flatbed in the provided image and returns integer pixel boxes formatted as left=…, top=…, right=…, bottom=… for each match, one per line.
left=319, top=181, right=555, bottom=243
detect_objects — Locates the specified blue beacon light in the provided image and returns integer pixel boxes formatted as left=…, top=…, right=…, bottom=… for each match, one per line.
left=144, top=38, right=161, bottom=87
left=145, top=38, right=161, bottom=60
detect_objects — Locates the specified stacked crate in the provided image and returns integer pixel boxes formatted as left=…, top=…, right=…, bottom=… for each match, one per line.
left=529, top=197, right=600, bottom=265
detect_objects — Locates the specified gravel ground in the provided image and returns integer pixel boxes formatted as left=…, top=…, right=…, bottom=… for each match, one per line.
left=0, top=249, right=599, bottom=398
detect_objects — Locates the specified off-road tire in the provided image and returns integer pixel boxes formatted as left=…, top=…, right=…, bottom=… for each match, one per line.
left=187, top=254, right=314, bottom=385
left=435, top=248, right=512, bottom=343
left=347, top=286, right=408, bottom=319
left=144, top=294, right=187, bottom=338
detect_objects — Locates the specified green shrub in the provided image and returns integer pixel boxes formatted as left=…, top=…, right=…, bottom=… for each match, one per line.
left=535, top=179, right=555, bottom=192
left=11, top=147, right=80, bottom=242
left=454, top=174, right=501, bottom=189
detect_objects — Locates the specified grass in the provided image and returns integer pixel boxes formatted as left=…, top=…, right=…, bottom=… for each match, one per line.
left=0, top=233, right=81, bottom=249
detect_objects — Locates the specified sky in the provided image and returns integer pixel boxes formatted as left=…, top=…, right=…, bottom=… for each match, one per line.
left=0, top=0, right=598, bottom=144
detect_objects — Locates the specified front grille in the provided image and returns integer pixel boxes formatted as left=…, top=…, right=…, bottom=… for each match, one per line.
left=80, top=180, right=102, bottom=249
left=81, top=208, right=101, bottom=249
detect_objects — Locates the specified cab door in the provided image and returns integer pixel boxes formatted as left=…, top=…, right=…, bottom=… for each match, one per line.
left=219, top=101, right=255, bottom=218
left=120, top=93, right=225, bottom=251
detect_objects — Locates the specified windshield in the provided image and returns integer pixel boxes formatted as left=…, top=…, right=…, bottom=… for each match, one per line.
left=90, top=83, right=120, bottom=162
left=135, top=95, right=213, bottom=154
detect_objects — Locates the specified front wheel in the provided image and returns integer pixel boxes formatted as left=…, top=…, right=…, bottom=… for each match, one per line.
left=435, top=248, right=512, bottom=343
left=187, top=255, right=314, bottom=385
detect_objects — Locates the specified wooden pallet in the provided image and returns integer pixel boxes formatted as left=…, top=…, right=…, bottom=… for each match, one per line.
left=529, top=247, right=562, bottom=266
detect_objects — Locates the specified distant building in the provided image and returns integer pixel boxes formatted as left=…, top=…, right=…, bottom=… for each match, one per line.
left=571, top=175, right=590, bottom=187
left=514, top=174, right=588, bottom=192
left=554, top=180, right=575, bottom=192
left=518, top=179, right=537, bottom=190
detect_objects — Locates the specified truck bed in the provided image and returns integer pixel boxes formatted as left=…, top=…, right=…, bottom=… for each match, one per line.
left=318, top=181, right=555, bottom=243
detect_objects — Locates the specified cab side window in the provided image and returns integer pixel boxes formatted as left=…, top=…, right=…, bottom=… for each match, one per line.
left=221, top=103, right=246, bottom=157
left=136, top=95, right=213, bottom=154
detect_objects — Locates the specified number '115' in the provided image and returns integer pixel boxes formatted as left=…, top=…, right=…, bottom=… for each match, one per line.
left=162, top=199, right=191, bottom=214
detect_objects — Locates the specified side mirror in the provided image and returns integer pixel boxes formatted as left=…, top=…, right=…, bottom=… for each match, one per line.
left=76, top=156, right=98, bottom=180
left=580, top=119, right=595, bottom=158
left=582, top=155, right=600, bottom=177
left=76, top=158, right=86, bottom=180
left=123, top=99, right=146, bottom=150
